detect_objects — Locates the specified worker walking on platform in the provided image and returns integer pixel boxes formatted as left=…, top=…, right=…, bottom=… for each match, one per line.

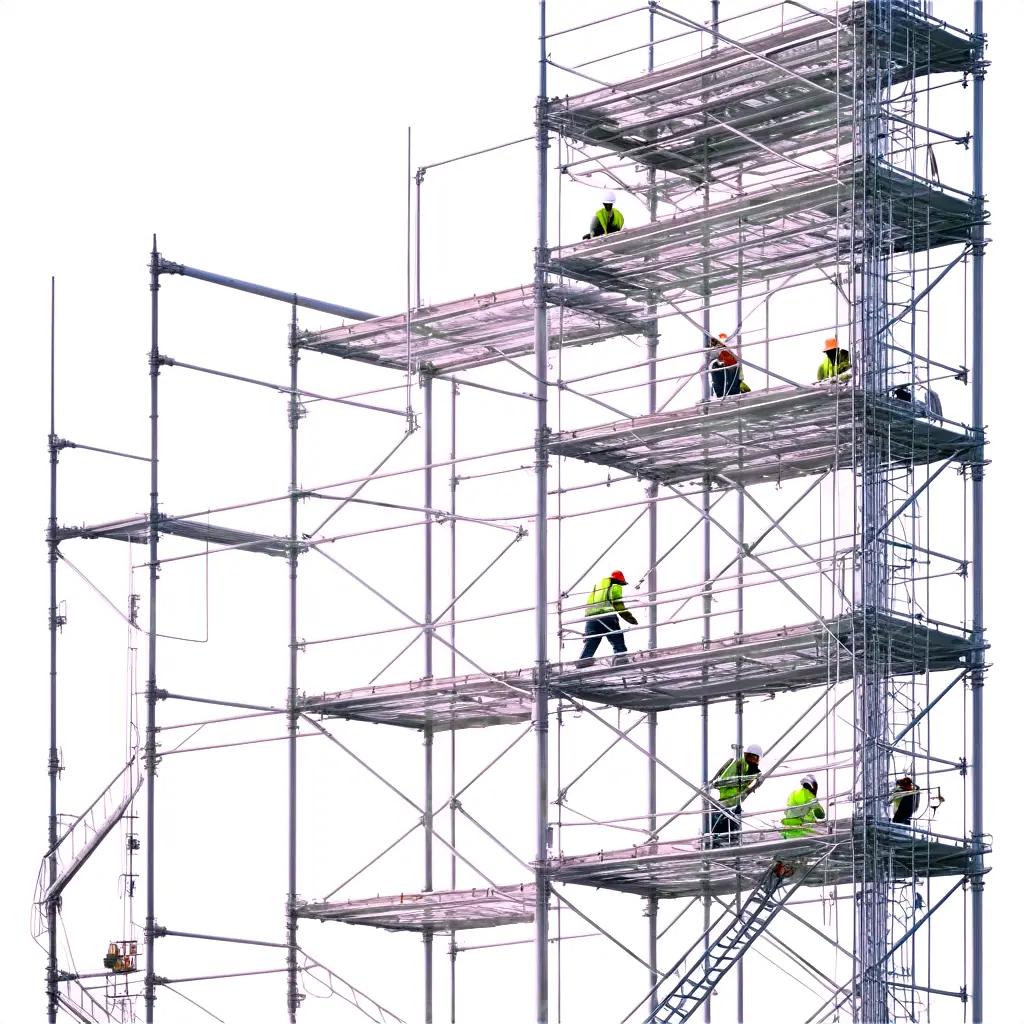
left=780, top=775, right=826, bottom=838
left=708, top=743, right=763, bottom=847
left=583, top=190, right=624, bottom=240
left=816, top=338, right=852, bottom=382
left=576, top=570, right=638, bottom=666
left=708, top=333, right=751, bottom=398
left=891, top=775, right=920, bottom=826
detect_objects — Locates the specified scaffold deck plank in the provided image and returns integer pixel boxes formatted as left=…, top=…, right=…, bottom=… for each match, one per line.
left=300, top=282, right=651, bottom=374
left=549, top=385, right=977, bottom=488
left=300, top=611, right=969, bottom=729
left=56, top=514, right=298, bottom=558
left=558, top=611, right=970, bottom=712
left=549, top=820, right=981, bottom=899
left=300, top=667, right=534, bottom=731
left=549, top=165, right=975, bottom=303
left=547, top=4, right=974, bottom=179
left=295, top=884, right=536, bottom=932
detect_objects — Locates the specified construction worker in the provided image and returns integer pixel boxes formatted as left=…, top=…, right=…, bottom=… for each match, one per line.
left=780, top=774, right=826, bottom=838
left=708, top=333, right=751, bottom=398
left=582, top=190, right=624, bottom=240
left=708, top=743, right=763, bottom=847
left=576, top=570, right=638, bottom=665
left=891, top=775, right=920, bottom=826
left=817, top=338, right=852, bottom=382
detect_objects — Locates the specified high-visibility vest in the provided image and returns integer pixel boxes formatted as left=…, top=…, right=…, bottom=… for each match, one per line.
left=594, top=207, right=624, bottom=234
left=715, top=758, right=757, bottom=808
left=586, top=577, right=622, bottom=617
left=817, top=355, right=851, bottom=381
left=780, top=786, right=825, bottom=838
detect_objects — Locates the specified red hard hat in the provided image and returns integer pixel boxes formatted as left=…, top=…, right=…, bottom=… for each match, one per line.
left=610, top=570, right=627, bottom=584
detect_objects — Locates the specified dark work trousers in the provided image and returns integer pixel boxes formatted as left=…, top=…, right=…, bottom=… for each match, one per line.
left=710, top=363, right=742, bottom=398
left=579, top=613, right=627, bottom=660
left=709, top=806, right=741, bottom=847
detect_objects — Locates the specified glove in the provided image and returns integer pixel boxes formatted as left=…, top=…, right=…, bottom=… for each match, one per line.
left=582, top=233, right=592, bottom=240
left=621, top=612, right=638, bottom=626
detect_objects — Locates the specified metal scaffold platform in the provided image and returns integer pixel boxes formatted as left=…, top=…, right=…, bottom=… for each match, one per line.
left=546, top=3, right=975, bottom=180
left=550, top=165, right=974, bottom=303
left=549, top=385, right=977, bottom=488
left=301, top=611, right=970, bottom=728
left=300, top=282, right=652, bottom=373
left=56, top=513, right=298, bottom=558
left=549, top=821, right=984, bottom=900
left=296, top=885, right=536, bottom=932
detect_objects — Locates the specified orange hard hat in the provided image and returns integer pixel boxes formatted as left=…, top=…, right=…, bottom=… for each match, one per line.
left=823, top=337, right=838, bottom=352
left=610, top=570, right=627, bottom=584
left=718, top=332, right=728, bottom=340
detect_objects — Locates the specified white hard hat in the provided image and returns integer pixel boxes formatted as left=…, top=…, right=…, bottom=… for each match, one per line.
left=745, top=744, right=763, bottom=758
left=800, top=774, right=817, bottom=787
left=602, top=189, right=616, bottom=205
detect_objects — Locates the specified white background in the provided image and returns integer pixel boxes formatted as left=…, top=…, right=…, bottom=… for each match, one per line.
left=1, top=1, right=1019, bottom=1021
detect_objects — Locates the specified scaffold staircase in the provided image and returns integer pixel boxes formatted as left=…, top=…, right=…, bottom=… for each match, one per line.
left=643, top=863, right=804, bottom=1024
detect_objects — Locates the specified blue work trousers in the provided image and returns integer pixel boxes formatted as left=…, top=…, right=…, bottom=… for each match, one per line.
left=580, top=613, right=627, bottom=659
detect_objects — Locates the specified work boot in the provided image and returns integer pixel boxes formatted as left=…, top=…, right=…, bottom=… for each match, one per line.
left=575, top=657, right=594, bottom=670
left=611, top=654, right=629, bottom=667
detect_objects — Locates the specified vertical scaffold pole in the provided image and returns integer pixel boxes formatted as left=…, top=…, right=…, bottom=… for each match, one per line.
left=144, top=238, right=161, bottom=1024
left=644, top=5, right=659, bottom=1017
left=424, top=374, right=435, bottom=1024
left=734, top=172, right=745, bottom=1024
left=701, top=8, right=719, bottom=1021
left=969, top=3, right=985, bottom=1020
left=534, top=2, right=551, bottom=1020
left=286, top=302, right=301, bottom=1022
left=46, top=276, right=59, bottom=1024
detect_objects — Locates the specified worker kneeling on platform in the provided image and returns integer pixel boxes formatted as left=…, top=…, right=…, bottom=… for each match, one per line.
left=576, top=570, right=637, bottom=667
left=781, top=774, right=826, bottom=839
left=582, top=190, right=624, bottom=240
left=708, top=743, right=762, bottom=847
left=708, top=333, right=751, bottom=398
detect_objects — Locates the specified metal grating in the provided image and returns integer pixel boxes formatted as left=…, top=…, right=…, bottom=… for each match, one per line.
left=295, top=884, right=536, bottom=932
left=56, top=513, right=298, bottom=558
left=549, top=385, right=977, bottom=488
left=548, top=820, right=982, bottom=899
left=546, top=3, right=975, bottom=180
left=300, top=611, right=970, bottom=729
left=557, top=611, right=971, bottom=713
left=549, top=164, right=975, bottom=304
left=300, top=666, right=535, bottom=731
left=300, top=282, right=651, bottom=374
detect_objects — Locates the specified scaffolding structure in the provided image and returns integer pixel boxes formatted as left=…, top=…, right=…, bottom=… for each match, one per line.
left=38, top=2, right=990, bottom=1023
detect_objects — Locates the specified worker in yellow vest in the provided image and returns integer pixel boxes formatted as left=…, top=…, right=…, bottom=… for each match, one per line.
left=583, top=190, right=624, bottom=240
left=817, top=337, right=852, bottom=382
left=708, top=743, right=763, bottom=847
left=576, top=570, right=637, bottom=666
left=780, top=774, right=826, bottom=838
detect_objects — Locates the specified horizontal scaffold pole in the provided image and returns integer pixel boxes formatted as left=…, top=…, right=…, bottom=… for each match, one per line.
left=159, top=259, right=378, bottom=322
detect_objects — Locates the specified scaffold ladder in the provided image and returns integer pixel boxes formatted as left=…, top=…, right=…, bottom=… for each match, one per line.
left=643, top=860, right=815, bottom=1024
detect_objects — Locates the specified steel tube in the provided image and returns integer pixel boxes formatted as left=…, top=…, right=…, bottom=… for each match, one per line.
left=160, top=261, right=377, bottom=322
left=286, top=305, right=300, bottom=1022
left=424, top=375, right=435, bottom=1024
left=144, top=239, right=160, bottom=1022
left=969, top=4, right=986, bottom=1020
left=46, top=277, right=59, bottom=1024
left=534, top=4, right=551, bottom=1020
